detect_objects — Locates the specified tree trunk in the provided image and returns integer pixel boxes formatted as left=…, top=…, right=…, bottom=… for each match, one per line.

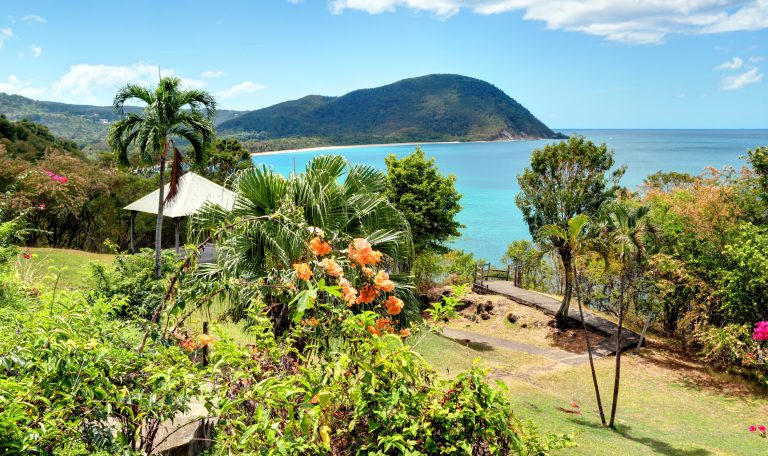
left=609, top=269, right=626, bottom=428
left=556, top=249, right=573, bottom=327
left=155, top=141, right=168, bottom=279
left=574, top=266, right=606, bottom=426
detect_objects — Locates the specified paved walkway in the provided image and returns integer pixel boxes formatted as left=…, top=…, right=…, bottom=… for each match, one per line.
left=474, top=281, right=640, bottom=355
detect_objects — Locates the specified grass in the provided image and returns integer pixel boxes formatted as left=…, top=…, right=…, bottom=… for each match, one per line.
left=24, top=247, right=115, bottom=289
left=416, top=307, right=768, bottom=455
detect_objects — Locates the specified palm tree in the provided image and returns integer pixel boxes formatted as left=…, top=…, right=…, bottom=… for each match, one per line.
left=602, top=203, right=652, bottom=428
left=539, top=214, right=607, bottom=426
left=108, top=77, right=216, bottom=278
left=192, top=155, right=413, bottom=323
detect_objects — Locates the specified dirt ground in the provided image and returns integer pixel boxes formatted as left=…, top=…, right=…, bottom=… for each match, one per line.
left=425, top=287, right=606, bottom=354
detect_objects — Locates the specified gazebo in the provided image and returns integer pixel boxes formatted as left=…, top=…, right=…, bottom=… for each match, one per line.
left=124, top=172, right=236, bottom=255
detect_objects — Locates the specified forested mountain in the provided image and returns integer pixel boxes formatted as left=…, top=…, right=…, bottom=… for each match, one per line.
left=0, top=93, right=243, bottom=147
left=219, top=74, right=566, bottom=144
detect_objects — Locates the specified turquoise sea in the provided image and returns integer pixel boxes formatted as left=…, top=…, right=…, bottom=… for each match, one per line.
left=252, top=130, right=768, bottom=263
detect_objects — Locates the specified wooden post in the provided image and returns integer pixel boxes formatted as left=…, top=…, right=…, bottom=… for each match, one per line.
left=129, top=211, right=137, bottom=254
left=473, top=264, right=477, bottom=285
left=174, top=218, right=181, bottom=254
left=202, top=321, right=209, bottom=367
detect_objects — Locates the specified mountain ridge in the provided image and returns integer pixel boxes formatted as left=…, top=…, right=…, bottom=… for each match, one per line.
left=219, top=74, right=565, bottom=144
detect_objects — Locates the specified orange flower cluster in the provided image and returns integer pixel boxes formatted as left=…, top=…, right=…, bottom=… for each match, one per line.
left=198, top=334, right=215, bottom=347
left=356, top=285, right=379, bottom=305
left=180, top=339, right=197, bottom=351
left=309, top=236, right=332, bottom=256
left=367, top=318, right=394, bottom=336
left=399, top=328, right=411, bottom=338
left=363, top=267, right=375, bottom=278
left=339, top=278, right=358, bottom=307
left=374, top=270, right=395, bottom=292
left=302, top=317, right=320, bottom=327
left=348, top=238, right=383, bottom=267
left=293, top=263, right=313, bottom=281
left=366, top=325, right=381, bottom=336
left=320, top=258, right=343, bottom=277
left=384, top=295, right=404, bottom=315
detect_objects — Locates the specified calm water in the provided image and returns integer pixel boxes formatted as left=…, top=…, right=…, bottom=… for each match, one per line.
left=253, top=130, right=768, bottom=263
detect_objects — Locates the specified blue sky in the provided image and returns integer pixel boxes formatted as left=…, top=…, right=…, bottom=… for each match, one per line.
left=1, top=0, right=767, bottom=128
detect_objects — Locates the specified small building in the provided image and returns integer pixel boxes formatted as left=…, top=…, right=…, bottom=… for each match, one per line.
left=124, top=172, right=236, bottom=259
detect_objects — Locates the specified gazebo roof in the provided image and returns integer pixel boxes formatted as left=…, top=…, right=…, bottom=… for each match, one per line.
left=124, top=172, right=236, bottom=218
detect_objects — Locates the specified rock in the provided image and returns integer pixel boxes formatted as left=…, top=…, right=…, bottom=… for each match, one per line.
left=476, top=303, right=484, bottom=314
left=506, top=313, right=519, bottom=324
left=484, top=302, right=494, bottom=311
left=521, top=323, right=528, bottom=328
left=480, top=312, right=491, bottom=320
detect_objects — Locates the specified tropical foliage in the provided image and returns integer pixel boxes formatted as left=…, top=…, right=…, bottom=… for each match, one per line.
left=386, top=147, right=464, bottom=254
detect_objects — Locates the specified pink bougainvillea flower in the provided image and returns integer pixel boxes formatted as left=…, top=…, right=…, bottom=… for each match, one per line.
left=750, top=426, right=757, bottom=432
left=41, top=169, right=68, bottom=184
left=760, top=425, right=766, bottom=432
left=752, top=321, right=768, bottom=341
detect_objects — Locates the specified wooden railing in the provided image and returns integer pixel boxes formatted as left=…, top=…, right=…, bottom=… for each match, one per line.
left=473, top=263, right=522, bottom=288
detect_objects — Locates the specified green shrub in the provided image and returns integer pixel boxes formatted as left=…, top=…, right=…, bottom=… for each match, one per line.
left=89, top=248, right=176, bottom=320
left=0, top=293, right=201, bottom=454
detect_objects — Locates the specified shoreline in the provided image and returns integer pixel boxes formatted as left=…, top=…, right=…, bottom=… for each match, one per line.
left=250, top=138, right=549, bottom=157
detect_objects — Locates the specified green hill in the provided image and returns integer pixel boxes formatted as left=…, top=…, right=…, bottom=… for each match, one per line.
left=0, top=93, right=243, bottom=148
left=219, top=74, right=565, bottom=144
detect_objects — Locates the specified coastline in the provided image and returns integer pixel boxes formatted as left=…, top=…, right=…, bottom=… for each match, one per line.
left=249, top=137, right=552, bottom=157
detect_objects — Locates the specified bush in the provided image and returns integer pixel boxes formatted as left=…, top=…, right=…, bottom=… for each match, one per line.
left=0, top=293, right=201, bottom=454
left=412, top=249, right=481, bottom=294
left=89, top=248, right=176, bottom=320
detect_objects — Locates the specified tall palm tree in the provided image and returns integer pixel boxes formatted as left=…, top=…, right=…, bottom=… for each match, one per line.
left=539, top=214, right=607, bottom=426
left=108, top=77, right=216, bottom=278
left=602, top=203, right=652, bottom=428
left=192, top=155, right=413, bottom=323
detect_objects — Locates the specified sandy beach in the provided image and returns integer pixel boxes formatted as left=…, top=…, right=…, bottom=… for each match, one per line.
left=250, top=141, right=464, bottom=157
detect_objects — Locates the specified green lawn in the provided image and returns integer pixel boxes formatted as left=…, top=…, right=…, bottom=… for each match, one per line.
left=415, top=328, right=768, bottom=455
left=26, top=247, right=115, bottom=289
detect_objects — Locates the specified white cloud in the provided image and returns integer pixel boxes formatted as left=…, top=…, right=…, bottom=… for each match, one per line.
left=749, top=56, right=765, bottom=63
left=216, top=81, right=266, bottom=99
left=328, top=0, right=768, bottom=44
left=716, top=57, right=743, bottom=71
left=22, top=15, right=46, bottom=24
left=48, top=63, right=210, bottom=104
left=201, top=70, right=224, bottom=78
left=0, top=28, right=14, bottom=48
left=721, top=67, right=763, bottom=90
left=0, top=75, right=45, bottom=97
left=31, top=45, right=41, bottom=58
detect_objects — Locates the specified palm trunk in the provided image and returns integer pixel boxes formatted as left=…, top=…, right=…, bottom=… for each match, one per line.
left=574, top=266, right=606, bottom=426
left=557, top=249, right=573, bottom=327
left=609, top=268, right=626, bottom=428
left=155, top=140, right=168, bottom=279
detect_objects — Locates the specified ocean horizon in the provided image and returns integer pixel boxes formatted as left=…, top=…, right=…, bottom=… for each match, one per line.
left=252, top=129, right=768, bottom=263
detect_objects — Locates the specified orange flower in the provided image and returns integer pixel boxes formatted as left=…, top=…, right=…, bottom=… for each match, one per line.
left=302, top=317, right=320, bottom=327
left=293, top=263, right=313, bottom=281
left=356, top=285, right=379, bottom=305
left=309, top=236, right=332, bottom=256
left=374, top=270, right=395, bottom=292
left=180, top=339, right=197, bottom=350
left=348, top=238, right=383, bottom=267
left=363, top=267, right=375, bottom=278
left=366, top=325, right=381, bottom=336
left=384, top=295, right=404, bottom=315
left=320, top=258, right=344, bottom=277
left=339, top=278, right=358, bottom=307
left=198, top=334, right=214, bottom=347
left=399, top=328, right=411, bottom=338
left=375, top=318, right=393, bottom=333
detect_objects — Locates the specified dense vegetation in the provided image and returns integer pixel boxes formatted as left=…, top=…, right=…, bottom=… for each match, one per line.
left=220, top=74, right=566, bottom=145
left=0, top=92, right=242, bottom=150
left=0, top=115, right=251, bottom=253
